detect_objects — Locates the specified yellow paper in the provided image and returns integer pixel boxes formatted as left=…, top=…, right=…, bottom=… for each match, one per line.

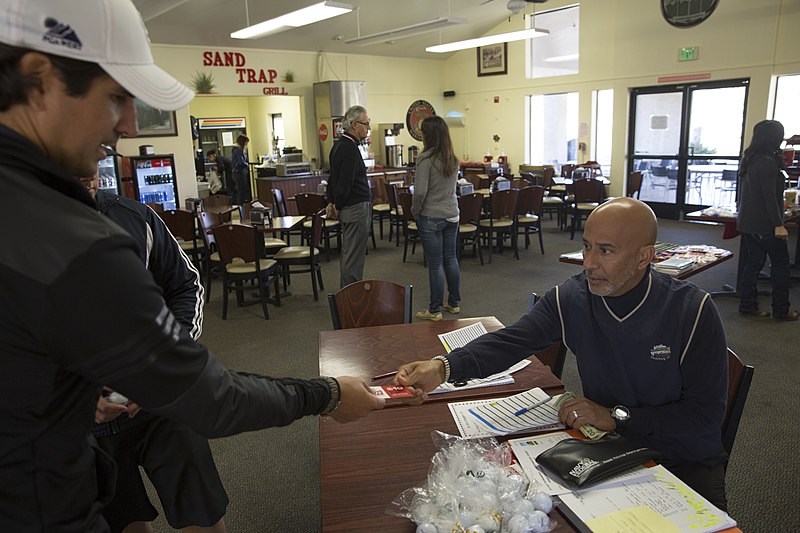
left=587, top=506, right=680, bottom=533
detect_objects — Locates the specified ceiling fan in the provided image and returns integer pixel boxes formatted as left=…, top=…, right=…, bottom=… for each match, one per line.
left=481, top=0, right=549, bottom=16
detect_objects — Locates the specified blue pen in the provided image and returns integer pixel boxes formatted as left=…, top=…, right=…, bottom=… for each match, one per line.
left=513, top=396, right=551, bottom=416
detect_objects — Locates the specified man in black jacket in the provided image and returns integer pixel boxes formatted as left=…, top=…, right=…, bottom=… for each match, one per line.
left=207, top=149, right=235, bottom=198
left=0, top=1, right=383, bottom=531
left=326, top=105, right=372, bottom=287
left=80, top=175, right=227, bottom=532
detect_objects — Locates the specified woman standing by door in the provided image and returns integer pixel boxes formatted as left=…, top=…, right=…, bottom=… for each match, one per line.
left=231, top=135, right=251, bottom=204
left=412, top=116, right=461, bottom=321
left=736, top=119, right=798, bottom=321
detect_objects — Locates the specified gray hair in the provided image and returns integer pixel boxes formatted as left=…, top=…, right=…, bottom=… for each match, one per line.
left=342, top=105, right=367, bottom=132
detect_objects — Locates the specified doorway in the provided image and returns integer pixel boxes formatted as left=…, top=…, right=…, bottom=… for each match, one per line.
left=627, top=79, right=749, bottom=219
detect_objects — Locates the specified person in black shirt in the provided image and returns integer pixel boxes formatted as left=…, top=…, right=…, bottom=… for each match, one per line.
left=208, top=149, right=235, bottom=198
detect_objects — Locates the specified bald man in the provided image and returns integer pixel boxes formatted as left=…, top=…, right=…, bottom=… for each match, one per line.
left=395, top=198, right=729, bottom=510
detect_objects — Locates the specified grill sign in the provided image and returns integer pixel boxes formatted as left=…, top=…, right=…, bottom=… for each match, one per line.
left=661, top=0, right=719, bottom=28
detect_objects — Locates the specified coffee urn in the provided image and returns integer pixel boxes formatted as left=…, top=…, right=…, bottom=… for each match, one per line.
left=408, top=146, right=419, bottom=166
left=386, top=145, right=404, bottom=168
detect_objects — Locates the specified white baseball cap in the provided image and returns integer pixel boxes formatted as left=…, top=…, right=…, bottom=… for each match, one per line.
left=0, top=0, right=193, bottom=111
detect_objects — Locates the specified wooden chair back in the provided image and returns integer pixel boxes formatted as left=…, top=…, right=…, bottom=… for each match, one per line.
left=458, top=193, right=484, bottom=224
left=511, top=178, right=531, bottom=190
left=272, top=188, right=289, bottom=216
left=490, top=188, right=519, bottom=220
left=145, top=202, right=164, bottom=213
left=517, top=186, right=545, bottom=217
left=328, top=280, right=413, bottom=329
left=723, top=348, right=754, bottom=455
left=573, top=177, right=605, bottom=204
left=213, top=223, right=259, bottom=265
left=160, top=209, right=195, bottom=242
left=295, top=192, right=328, bottom=216
left=396, top=191, right=415, bottom=224
left=560, top=164, right=576, bottom=179
left=204, top=194, right=231, bottom=208
left=627, top=171, right=643, bottom=198
left=197, top=210, right=223, bottom=249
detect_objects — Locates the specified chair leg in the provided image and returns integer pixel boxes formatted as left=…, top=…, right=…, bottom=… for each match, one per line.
left=258, top=276, right=270, bottom=320
left=221, top=273, right=229, bottom=320
left=570, top=212, right=577, bottom=240
left=538, top=224, right=545, bottom=255
left=272, top=272, right=281, bottom=306
left=310, top=262, right=319, bottom=301
left=316, top=263, right=324, bottom=292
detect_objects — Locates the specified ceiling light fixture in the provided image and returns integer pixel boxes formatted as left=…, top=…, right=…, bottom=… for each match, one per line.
left=345, top=17, right=468, bottom=46
left=231, top=1, right=353, bottom=40
left=425, top=27, right=549, bottom=53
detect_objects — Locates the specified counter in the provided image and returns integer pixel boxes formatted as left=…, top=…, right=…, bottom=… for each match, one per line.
left=256, top=174, right=327, bottom=212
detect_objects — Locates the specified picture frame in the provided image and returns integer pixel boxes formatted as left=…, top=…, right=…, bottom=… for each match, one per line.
left=477, top=42, right=508, bottom=77
left=135, top=99, right=178, bottom=137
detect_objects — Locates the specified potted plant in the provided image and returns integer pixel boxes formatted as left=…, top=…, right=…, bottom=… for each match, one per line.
left=191, top=71, right=216, bottom=94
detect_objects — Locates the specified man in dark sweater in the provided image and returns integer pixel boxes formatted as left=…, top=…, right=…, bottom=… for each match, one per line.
left=326, top=105, right=371, bottom=287
left=395, top=198, right=730, bottom=511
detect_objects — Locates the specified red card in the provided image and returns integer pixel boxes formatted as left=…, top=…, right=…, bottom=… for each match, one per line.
left=371, top=385, right=414, bottom=399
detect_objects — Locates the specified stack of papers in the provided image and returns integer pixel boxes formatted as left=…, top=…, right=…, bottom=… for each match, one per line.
left=429, top=360, right=530, bottom=395
left=653, top=255, right=695, bottom=274
left=447, top=388, right=564, bottom=438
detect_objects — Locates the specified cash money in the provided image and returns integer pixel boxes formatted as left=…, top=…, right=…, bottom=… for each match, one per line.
left=551, top=391, right=608, bottom=440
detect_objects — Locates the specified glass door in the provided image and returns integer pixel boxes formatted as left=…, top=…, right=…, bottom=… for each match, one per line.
left=628, top=79, right=749, bottom=219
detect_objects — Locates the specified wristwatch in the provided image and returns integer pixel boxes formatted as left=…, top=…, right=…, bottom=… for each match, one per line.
left=611, top=405, right=630, bottom=427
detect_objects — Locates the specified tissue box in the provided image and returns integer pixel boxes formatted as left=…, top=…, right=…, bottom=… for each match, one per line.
left=250, top=207, right=269, bottom=225
left=184, top=198, right=201, bottom=212
left=457, top=183, right=474, bottom=196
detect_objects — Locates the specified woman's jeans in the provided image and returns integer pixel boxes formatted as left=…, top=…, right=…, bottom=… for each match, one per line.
left=417, top=216, right=461, bottom=313
left=233, top=171, right=252, bottom=204
left=739, top=232, right=791, bottom=315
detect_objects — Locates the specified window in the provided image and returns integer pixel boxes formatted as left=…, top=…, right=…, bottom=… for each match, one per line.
left=774, top=74, right=800, bottom=138
left=527, top=4, right=579, bottom=79
left=528, top=92, right=579, bottom=171
left=591, top=89, right=613, bottom=176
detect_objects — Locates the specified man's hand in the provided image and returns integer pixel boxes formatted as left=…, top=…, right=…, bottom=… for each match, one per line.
left=325, top=202, right=338, bottom=220
left=775, top=225, right=789, bottom=240
left=328, top=376, right=385, bottom=423
left=393, top=360, right=446, bottom=405
left=94, top=394, right=142, bottom=424
left=558, top=397, right=616, bottom=432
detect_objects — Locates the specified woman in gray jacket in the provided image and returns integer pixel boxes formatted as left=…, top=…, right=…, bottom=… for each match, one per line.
left=412, top=116, right=461, bottom=321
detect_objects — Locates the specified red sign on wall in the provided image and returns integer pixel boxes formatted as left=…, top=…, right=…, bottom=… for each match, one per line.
left=319, top=123, right=329, bottom=141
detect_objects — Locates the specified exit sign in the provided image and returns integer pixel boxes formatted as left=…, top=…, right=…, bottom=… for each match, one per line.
left=679, top=46, right=699, bottom=61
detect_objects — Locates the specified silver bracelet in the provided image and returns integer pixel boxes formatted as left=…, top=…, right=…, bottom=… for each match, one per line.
left=431, top=355, right=451, bottom=383
left=321, top=376, right=341, bottom=415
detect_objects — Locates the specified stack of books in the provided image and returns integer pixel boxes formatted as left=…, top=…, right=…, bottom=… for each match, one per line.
left=653, top=255, right=695, bottom=275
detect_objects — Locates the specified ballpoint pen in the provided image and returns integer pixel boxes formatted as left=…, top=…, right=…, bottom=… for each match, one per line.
left=370, top=370, right=397, bottom=381
left=513, top=396, right=551, bottom=416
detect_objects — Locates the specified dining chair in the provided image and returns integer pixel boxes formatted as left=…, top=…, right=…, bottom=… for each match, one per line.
left=145, top=202, right=164, bottom=213
left=273, top=208, right=325, bottom=300
left=396, top=191, right=419, bottom=263
left=516, top=185, right=545, bottom=254
left=159, top=209, right=203, bottom=270
left=456, top=192, right=484, bottom=265
left=715, top=169, right=738, bottom=205
left=478, top=188, right=520, bottom=263
left=370, top=178, right=391, bottom=241
left=271, top=188, right=301, bottom=245
left=239, top=201, right=287, bottom=257
left=295, top=192, right=341, bottom=261
left=212, top=223, right=280, bottom=320
left=196, top=210, right=224, bottom=299
left=328, top=280, right=412, bottom=329
left=627, top=171, right=643, bottom=199
left=569, top=178, right=605, bottom=240
left=723, top=348, right=754, bottom=457
left=383, top=181, right=404, bottom=246
left=203, top=193, right=232, bottom=208
left=539, top=167, right=566, bottom=228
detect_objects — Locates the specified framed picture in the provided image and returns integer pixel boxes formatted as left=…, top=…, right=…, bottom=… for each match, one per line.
left=135, top=99, right=178, bottom=137
left=477, top=43, right=508, bottom=77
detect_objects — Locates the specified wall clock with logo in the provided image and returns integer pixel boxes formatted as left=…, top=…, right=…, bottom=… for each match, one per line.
left=406, top=100, right=436, bottom=142
left=661, top=0, right=719, bottom=28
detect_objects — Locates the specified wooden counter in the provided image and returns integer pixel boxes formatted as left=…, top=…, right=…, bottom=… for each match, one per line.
left=256, top=174, right=326, bottom=209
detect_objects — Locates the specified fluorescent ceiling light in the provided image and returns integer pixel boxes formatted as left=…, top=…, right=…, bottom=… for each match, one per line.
left=345, top=17, right=468, bottom=46
left=231, top=1, right=353, bottom=39
left=426, top=27, right=549, bottom=53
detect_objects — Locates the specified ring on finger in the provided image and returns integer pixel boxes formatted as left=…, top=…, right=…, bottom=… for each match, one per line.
left=572, top=410, right=579, bottom=421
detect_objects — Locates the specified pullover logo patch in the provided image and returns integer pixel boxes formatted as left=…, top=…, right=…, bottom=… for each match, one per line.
left=650, top=344, right=672, bottom=361
left=42, top=17, right=82, bottom=50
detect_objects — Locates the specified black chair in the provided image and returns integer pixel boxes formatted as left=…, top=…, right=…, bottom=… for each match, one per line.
left=723, top=348, right=754, bottom=456
left=295, top=192, right=341, bottom=261
left=516, top=185, right=545, bottom=254
left=478, top=188, right=519, bottom=263
left=271, top=188, right=302, bottom=245
left=274, top=208, right=325, bottom=300
left=569, top=178, right=605, bottom=240
left=196, top=210, right=224, bottom=299
left=159, top=209, right=203, bottom=270
left=212, top=223, right=280, bottom=320
left=396, top=191, right=420, bottom=263
left=328, top=280, right=412, bottom=330
left=627, top=171, right=643, bottom=199
left=370, top=178, right=391, bottom=241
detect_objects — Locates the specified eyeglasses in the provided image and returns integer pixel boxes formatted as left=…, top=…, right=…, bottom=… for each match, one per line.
left=356, top=120, right=370, bottom=127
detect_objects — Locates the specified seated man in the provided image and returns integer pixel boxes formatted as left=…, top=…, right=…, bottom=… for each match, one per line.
left=396, top=198, right=729, bottom=510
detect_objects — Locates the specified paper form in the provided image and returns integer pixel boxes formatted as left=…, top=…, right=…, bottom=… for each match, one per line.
left=438, top=322, right=488, bottom=352
left=429, top=359, right=530, bottom=395
left=508, top=432, right=650, bottom=496
left=558, top=465, right=737, bottom=533
left=447, top=388, right=564, bottom=438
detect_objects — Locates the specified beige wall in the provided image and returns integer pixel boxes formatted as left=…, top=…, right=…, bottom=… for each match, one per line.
left=140, top=0, right=799, bottom=203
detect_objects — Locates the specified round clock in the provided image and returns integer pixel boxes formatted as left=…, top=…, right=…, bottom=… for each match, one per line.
left=406, top=100, right=436, bottom=142
left=661, top=0, right=719, bottom=28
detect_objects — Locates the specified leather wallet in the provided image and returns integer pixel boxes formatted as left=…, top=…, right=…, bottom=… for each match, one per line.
left=536, top=433, right=661, bottom=489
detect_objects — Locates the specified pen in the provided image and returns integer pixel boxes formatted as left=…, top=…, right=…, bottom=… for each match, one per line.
left=370, top=370, right=397, bottom=382
left=513, top=396, right=551, bottom=416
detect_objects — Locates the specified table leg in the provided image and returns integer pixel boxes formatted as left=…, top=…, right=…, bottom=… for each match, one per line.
left=710, top=235, right=770, bottom=298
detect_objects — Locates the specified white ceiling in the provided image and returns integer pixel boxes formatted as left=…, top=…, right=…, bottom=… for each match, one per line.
left=134, top=0, right=545, bottom=59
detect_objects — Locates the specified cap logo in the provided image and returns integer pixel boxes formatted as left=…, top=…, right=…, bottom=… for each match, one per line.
left=42, top=17, right=82, bottom=50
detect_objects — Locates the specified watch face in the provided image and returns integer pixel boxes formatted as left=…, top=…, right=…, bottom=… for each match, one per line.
left=612, top=406, right=630, bottom=421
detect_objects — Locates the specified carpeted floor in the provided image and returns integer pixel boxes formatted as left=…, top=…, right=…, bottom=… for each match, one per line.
left=146, top=214, right=800, bottom=532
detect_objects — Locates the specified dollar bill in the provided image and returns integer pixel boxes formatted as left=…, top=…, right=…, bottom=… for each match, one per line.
left=551, top=391, right=608, bottom=440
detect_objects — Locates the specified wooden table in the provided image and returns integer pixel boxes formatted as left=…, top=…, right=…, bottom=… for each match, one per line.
left=319, top=317, right=568, bottom=532
left=238, top=215, right=306, bottom=233
left=558, top=241, right=733, bottom=281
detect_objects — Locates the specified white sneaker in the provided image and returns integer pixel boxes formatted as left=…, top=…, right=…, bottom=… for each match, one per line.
left=416, top=309, right=443, bottom=321
left=443, top=304, right=460, bottom=314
